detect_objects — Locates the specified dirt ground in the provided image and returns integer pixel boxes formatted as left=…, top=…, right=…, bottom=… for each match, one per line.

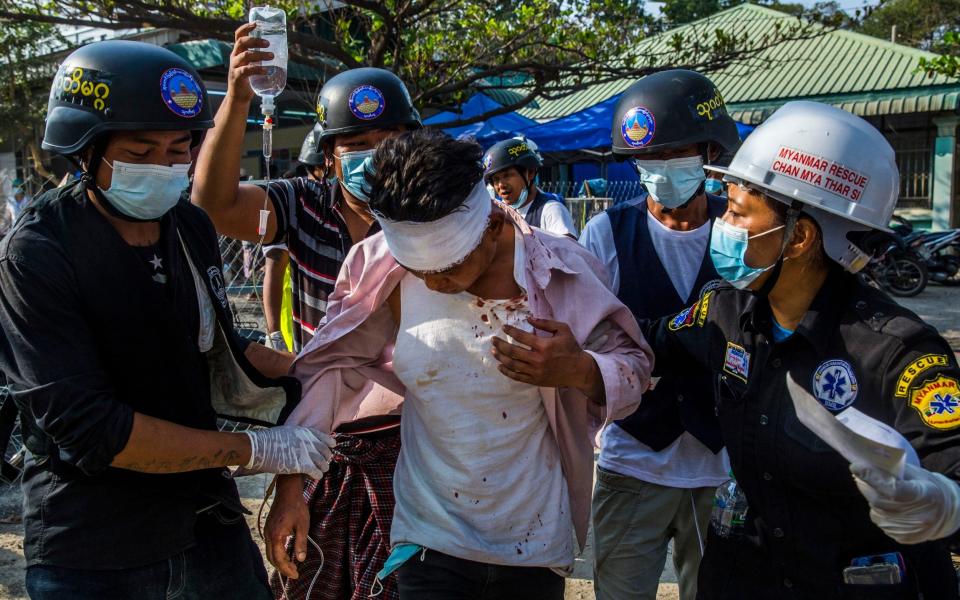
left=0, top=285, right=953, bottom=599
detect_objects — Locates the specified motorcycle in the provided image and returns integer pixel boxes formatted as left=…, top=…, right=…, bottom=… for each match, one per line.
left=908, top=229, right=960, bottom=285
left=858, top=223, right=929, bottom=297
left=890, top=216, right=960, bottom=285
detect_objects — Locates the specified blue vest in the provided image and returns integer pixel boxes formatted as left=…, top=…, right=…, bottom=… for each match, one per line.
left=608, top=194, right=726, bottom=452
left=524, top=189, right=563, bottom=229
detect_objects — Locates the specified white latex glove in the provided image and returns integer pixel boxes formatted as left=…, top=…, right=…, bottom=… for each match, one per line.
left=851, top=462, right=960, bottom=545
left=265, top=331, right=287, bottom=351
left=243, top=426, right=335, bottom=481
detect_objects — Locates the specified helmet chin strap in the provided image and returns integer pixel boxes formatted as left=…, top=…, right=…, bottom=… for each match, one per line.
left=80, top=145, right=159, bottom=223
left=510, top=173, right=534, bottom=209
left=752, top=207, right=801, bottom=298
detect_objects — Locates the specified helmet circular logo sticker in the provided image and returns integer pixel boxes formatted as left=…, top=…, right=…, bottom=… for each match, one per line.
left=160, top=68, right=203, bottom=118
left=482, top=153, right=493, bottom=171
left=812, top=359, right=859, bottom=412
left=348, top=85, right=386, bottom=121
left=621, top=106, right=656, bottom=148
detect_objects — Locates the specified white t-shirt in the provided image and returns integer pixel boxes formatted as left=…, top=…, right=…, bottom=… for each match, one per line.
left=517, top=194, right=578, bottom=238
left=646, top=212, right=710, bottom=304
left=390, top=228, right=574, bottom=569
left=580, top=197, right=730, bottom=488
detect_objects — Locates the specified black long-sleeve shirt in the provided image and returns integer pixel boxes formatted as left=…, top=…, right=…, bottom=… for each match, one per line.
left=0, top=183, right=293, bottom=569
left=647, top=267, right=960, bottom=599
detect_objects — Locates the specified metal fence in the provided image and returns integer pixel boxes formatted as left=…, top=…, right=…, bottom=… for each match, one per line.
left=540, top=180, right=645, bottom=204
left=896, top=149, right=932, bottom=209
left=540, top=180, right=643, bottom=232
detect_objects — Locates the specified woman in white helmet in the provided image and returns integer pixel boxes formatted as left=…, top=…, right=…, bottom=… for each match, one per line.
left=645, top=101, right=960, bottom=599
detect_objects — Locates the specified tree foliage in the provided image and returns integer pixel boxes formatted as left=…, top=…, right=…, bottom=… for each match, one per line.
left=918, top=31, right=960, bottom=78
left=859, top=0, right=960, bottom=52
left=0, top=0, right=824, bottom=128
left=0, top=21, right=63, bottom=183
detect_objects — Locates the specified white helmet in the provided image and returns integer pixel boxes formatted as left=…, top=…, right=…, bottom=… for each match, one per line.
left=706, top=101, right=899, bottom=273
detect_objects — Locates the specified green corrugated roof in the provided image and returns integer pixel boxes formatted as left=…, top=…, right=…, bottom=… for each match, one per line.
left=499, top=3, right=960, bottom=122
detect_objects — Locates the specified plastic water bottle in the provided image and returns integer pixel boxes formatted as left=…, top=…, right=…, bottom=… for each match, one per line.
left=710, top=473, right=748, bottom=539
left=248, top=6, right=288, bottom=105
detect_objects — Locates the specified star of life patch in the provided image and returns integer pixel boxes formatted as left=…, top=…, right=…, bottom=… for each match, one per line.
left=812, top=359, right=859, bottom=412
left=723, top=342, right=750, bottom=382
left=909, top=375, right=960, bottom=430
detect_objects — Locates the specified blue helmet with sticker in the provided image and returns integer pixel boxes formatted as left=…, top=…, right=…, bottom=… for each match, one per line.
left=42, top=40, right=214, bottom=155
left=610, top=70, right=740, bottom=157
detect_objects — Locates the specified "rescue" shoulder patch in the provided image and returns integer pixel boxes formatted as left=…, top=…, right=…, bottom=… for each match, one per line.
left=667, top=291, right=712, bottom=331
left=895, top=354, right=950, bottom=398
left=909, top=375, right=960, bottom=430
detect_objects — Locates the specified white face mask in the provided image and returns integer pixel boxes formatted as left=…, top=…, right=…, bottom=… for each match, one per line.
left=99, top=159, right=191, bottom=220
left=633, top=155, right=706, bottom=209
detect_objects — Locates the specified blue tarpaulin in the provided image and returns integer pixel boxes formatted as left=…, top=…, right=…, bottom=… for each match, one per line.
left=424, top=94, right=538, bottom=146
left=515, top=95, right=622, bottom=153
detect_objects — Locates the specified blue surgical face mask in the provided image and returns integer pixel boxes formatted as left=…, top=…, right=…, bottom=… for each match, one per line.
left=704, top=178, right=725, bottom=196
left=99, top=159, right=190, bottom=220
left=633, top=156, right=706, bottom=209
left=709, top=218, right=786, bottom=289
left=511, top=187, right=529, bottom=209
left=336, top=149, right=376, bottom=203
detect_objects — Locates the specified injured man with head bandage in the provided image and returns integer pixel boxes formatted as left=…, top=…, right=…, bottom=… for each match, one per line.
left=269, top=128, right=653, bottom=599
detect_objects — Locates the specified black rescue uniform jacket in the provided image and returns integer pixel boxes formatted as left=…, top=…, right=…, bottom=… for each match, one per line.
left=0, top=182, right=298, bottom=570
left=647, top=266, right=960, bottom=600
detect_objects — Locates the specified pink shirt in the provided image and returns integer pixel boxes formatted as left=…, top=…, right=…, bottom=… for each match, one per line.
left=287, top=207, right=654, bottom=550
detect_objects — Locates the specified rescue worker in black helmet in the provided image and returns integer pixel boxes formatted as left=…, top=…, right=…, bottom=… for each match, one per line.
left=259, top=124, right=330, bottom=353
left=579, top=69, right=740, bottom=600
left=0, top=40, right=336, bottom=599
left=298, top=122, right=328, bottom=181
left=649, top=101, right=960, bottom=599
left=192, top=24, right=421, bottom=600
left=482, top=136, right=577, bottom=238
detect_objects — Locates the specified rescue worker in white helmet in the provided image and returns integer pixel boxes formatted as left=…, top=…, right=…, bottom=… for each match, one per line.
left=0, top=40, right=335, bottom=599
left=645, top=100, right=960, bottom=598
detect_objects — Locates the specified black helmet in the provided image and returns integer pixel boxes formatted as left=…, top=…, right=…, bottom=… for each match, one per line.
left=482, top=137, right=542, bottom=182
left=316, top=67, right=421, bottom=143
left=298, top=123, right=325, bottom=165
left=611, top=70, right=740, bottom=157
left=42, top=40, right=213, bottom=155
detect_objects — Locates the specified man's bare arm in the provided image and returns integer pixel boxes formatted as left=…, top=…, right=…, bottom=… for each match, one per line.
left=191, top=22, right=279, bottom=243
left=111, top=413, right=251, bottom=473
left=245, top=340, right=295, bottom=378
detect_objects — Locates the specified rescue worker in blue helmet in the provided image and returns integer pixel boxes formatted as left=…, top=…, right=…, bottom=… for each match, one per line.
left=581, top=69, right=740, bottom=600
left=647, top=101, right=960, bottom=598
left=483, top=136, right=578, bottom=238
left=0, top=40, right=335, bottom=599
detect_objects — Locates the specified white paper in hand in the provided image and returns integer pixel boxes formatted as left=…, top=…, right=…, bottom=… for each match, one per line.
left=786, top=373, right=919, bottom=478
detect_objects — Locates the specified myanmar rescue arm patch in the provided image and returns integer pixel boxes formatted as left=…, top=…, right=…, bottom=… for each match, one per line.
left=645, top=292, right=717, bottom=379
left=883, top=339, right=960, bottom=481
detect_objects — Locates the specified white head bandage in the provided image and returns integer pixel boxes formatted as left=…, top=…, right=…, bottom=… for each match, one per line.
left=377, top=180, right=493, bottom=273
